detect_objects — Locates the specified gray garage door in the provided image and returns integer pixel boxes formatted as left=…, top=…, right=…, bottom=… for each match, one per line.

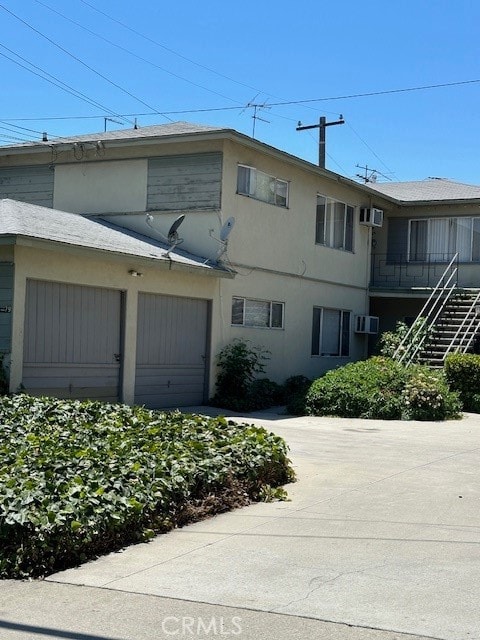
left=23, top=280, right=122, bottom=401
left=135, top=293, right=209, bottom=408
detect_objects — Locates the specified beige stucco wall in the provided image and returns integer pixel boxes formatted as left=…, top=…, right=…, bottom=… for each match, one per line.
left=3, top=134, right=382, bottom=402
left=53, top=159, right=148, bottom=214
left=9, top=244, right=219, bottom=403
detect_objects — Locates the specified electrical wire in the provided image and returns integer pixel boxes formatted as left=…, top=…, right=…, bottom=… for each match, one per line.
left=0, top=44, right=131, bottom=128
left=33, top=0, right=245, bottom=106
left=0, top=3, right=172, bottom=122
left=74, top=0, right=343, bottom=118
left=345, top=120, right=398, bottom=180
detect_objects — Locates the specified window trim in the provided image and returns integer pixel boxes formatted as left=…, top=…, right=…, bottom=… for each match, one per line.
left=311, top=306, right=351, bottom=357
left=316, top=194, right=355, bottom=252
left=231, top=296, right=285, bottom=329
left=237, top=164, right=289, bottom=208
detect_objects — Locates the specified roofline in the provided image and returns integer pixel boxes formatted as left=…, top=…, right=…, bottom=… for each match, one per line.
left=5, top=126, right=478, bottom=207
left=0, top=125, right=393, bottom=204
left=373, top=196, right=480, bottom=206
left=2, top=234, right=234, bottom=278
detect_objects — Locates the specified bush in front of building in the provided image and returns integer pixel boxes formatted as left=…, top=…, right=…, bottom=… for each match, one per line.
left=305, top=357, right=461, bottom=421
left=0, top=394, right=294, bottom=579
left=444, top=353, right=480, bottom=412
left=283, top=375, right=312, bottom=415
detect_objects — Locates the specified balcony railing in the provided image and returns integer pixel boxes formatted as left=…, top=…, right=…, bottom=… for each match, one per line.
left=371, top=253, right=460, bottom=289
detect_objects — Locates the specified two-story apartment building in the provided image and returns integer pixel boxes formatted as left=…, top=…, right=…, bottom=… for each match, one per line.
left=1, top=122, right=479, bottom=406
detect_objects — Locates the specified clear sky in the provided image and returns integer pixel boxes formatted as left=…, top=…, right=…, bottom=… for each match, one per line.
left=1, top=0, right=479, bottom=184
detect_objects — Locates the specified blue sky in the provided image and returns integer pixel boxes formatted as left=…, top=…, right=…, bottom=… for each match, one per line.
left=1, top=0, right=479, bottom=184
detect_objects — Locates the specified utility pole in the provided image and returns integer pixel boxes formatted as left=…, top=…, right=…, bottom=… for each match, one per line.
left=296, top=115, right=344, bottom=169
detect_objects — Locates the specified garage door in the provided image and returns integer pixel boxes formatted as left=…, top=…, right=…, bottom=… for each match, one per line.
left=135, top=293, right=209, bottom=408
left=23, top=280, right=122, bottom=401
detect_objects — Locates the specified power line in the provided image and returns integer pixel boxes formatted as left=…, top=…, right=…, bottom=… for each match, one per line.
left=265, top=79, right=480, bottom=106
left=0, top=43, right=131, bottom=127
left=3, top=72, right=478, bottom=124
left=74, top=0, right=342, bottom=119
left=77, top=0, right=280, bottom=98
left=0, top=3, right=172, bottom=122
left=33, top=0, right=245, bottom=106
left=345, top=120, right=397, bottom=180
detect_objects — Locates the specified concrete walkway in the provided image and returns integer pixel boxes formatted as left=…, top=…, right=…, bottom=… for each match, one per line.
left=1, top=408, right=480, bottom=639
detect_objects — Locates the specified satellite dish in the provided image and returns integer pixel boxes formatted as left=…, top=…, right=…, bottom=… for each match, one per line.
left=167, top=214, right=185, bottom=244
left=145, top=213, right=185, bottom=257
left=220, top=216, right=235, bottom=242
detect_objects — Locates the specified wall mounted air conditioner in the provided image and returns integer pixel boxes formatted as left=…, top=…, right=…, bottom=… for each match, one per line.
left=360, top=207, right=383, bottom=227
left=354, top=315, right=379, bottom=334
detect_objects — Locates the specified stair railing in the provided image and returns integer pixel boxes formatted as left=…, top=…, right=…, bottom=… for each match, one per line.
left=393, top=253, right=459, bottom=366
left=444, top=290, right=480, bottom=358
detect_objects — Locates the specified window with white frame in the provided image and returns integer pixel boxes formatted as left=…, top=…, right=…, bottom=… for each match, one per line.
left=315, top=195, right=354, bottom=251
left=311, top=307, right=350, bottom=356
left=409, top=217, right=480, bottom=262
left=231, top=297, right=284, bottom=329
left=237, top=165, right=289, bottom=208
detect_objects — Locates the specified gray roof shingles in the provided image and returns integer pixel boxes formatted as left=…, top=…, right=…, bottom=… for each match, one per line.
left=366, top=178, right=480, bottom=202
left=0, top=198, right=225, bottom=274
left=0, top=122, right=228, bottom=149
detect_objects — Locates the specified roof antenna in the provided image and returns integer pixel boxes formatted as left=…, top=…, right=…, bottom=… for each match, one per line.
left=146, top=213, right=186, bottom=257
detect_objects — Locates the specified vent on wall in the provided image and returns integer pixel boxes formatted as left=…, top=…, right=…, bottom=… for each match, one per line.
left=354, top=315, right=379, bottom=334
left=360, top=207, right=383, bottom=227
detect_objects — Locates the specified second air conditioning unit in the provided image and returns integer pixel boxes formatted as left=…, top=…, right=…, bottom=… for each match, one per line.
left=354, top=315, right=379, bottom=334
left=360, top=207, right=384, bottom=227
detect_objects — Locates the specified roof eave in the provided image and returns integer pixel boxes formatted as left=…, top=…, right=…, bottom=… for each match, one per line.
left=8, top=234, right=235, bottom=278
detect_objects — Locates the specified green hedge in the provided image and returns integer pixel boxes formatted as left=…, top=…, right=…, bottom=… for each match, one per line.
left=444, top=353, right=480, bottom=412
left=0, top=395, right=294, bottom=578
left=305, top=357, right=461, bottom=421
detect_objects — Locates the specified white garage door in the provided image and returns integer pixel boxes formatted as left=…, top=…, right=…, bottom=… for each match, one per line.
left=135, top=293, right=209, bottom=408
left=23, top=280, right=122, bottom=401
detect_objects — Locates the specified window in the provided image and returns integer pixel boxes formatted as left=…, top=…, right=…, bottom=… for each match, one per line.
left=311, top=307, right=350, bottom=356
left=237, top=165, right=289, bottom=207
left=409, top=217, right=480, bottom=262
left=316, top=195, right=354, bottom=251
left=231, top=297, right=284, bottom=329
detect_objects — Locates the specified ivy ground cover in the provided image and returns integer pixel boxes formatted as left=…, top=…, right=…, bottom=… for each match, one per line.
left=0, top=395, right=294, bottom=578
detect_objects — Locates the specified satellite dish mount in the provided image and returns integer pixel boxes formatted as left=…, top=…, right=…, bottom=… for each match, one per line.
left=209, top=217, right=235, bottom=260
left=146, top=213, right=186, bottom=258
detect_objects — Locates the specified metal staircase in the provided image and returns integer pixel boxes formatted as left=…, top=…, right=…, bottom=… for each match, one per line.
left=418, top=289, right=480, bottom=367
left=392, top=254, right=480, bottom=367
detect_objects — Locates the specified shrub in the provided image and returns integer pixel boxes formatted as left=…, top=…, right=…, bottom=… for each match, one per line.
left=444, top=353, right=480, bottom=412
left=248, top=378, right=283, bottom=409
left=402, top=367, right=461, bottom=421
left=306, top=356, right=460, bottom=421
left=211, top=339, right=273, bottom=411
left=378, top=317, right=433, bottom=363
left=283, top=375, right=311, bottom=415
left=306, top=357, right=407, bottom=419
left=0, top=394, right=294, bottom=578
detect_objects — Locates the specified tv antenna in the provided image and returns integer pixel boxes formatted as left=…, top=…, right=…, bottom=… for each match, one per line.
left=241, top=95, right=270, bottom=138
left=355, top=164, right=392, bottom=183
left=209, top=216, right=235, bottom=260
left=104, top=117, right=123, bottom=132
left=146, top=213, right=186, bottom=257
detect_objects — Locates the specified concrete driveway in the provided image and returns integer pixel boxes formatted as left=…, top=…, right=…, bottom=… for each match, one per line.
left=1, top=409, right=480, bottom=639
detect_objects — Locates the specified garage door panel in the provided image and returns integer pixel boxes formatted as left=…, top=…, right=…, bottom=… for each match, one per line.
left=135, top=293, right=209, bottom=408
left=23, top=281, right=122, bottom=402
